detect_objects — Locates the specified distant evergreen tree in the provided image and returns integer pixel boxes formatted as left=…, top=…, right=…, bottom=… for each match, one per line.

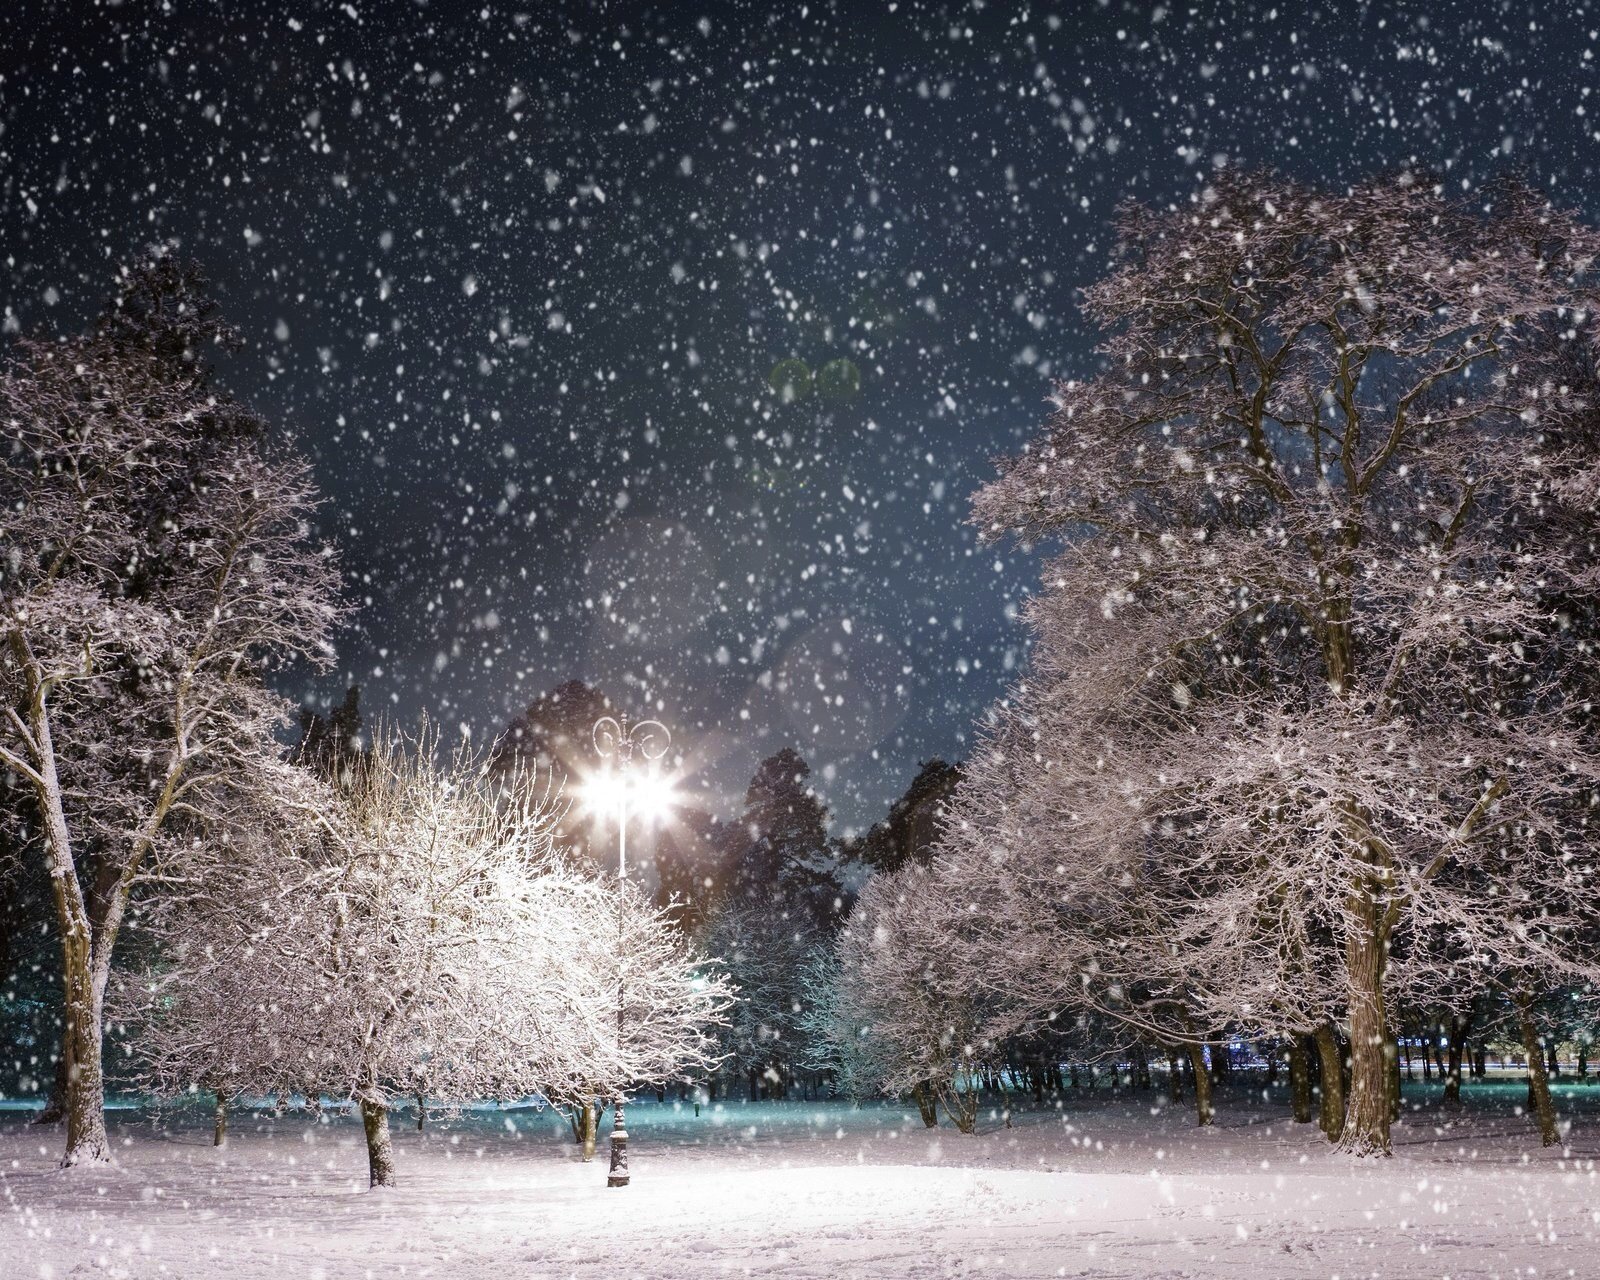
left=849, top=758, right=962, bottom=875
left=488, top=680, right=613, bottom=866
left=707, top=748, right=846, bottom=1100
left=489, top=679, right=614, bottom=785
left=648, top=810, right=721, bottom=935
left=718, top=747, right=842, bottom=930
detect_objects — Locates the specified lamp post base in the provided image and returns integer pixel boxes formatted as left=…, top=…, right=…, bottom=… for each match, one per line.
left=606, top=1100, right=629, bottom=1187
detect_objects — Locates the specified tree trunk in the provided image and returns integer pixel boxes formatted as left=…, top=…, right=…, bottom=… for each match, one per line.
left=1547, top=1041, right=1560, bottom=1079
left=748, top=1067, right=760, bottom=1104
left=359, top=1095, right=396, bottom=1188
left=1336, top=926, right=1391, bottom=1156
left=25, top=682, right=177, bottom=1170
left=60, top=925, right=110, bottom=1168
left=415, top=1091, right=426, bottom=1131
left=581, top=1099, right=598, bottom=1160
left=213, top=1087, right=229, bottom=1147
left=1577, top=1044, right=1589, bottom=1082
left=1443, top=1007, right=1473, bottom=1105
left=1132, top=1044, right=1152, bottom=1090
left=1313, top=1022, right=1345, bottom=1142
left=32, top=747, right=110, bottom=1167
left=1165, top=1049, right=1182, bottom=1103
left=996, top=1066, right=1015, bottom=1127
left=1210, top=1042, right=1231, bottom=1084
left=1515, top=997, right=1558, bottom=1148
left=33, top=1051, right=68, bottom=1125
left=1288, top=1035, right=1314, bottom=1124
left=1385, top=1030, right=1401, bottom=1123
left=937, top=1071, right=977, bottom=1134
left=1185, top=1044, right=1214, bottom=1127
left=913, top=1080, right=938, bottom=1128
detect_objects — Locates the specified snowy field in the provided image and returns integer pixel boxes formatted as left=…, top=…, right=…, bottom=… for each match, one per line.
left=3, top=1084, right=1599, bottom=1279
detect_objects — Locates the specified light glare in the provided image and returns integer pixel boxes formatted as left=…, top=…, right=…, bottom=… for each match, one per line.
left=579, top=765, right=679, bottom=825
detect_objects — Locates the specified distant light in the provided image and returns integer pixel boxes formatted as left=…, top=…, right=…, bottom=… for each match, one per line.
left=577, top=765, right=679, bottom=825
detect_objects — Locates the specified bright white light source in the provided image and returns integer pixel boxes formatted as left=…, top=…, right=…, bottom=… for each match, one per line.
left=577, top=765, right=679, bottom=825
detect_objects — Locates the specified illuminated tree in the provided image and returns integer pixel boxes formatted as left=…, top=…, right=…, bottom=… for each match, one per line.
left=0, top=251, right=340, bottom=1167
left=960, top=171, right=1600, bottom=1155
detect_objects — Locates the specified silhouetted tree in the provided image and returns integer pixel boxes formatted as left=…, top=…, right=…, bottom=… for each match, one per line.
left=707, top=748, right=845, bottom=1098
left=847, top=758, right=962, bottom=874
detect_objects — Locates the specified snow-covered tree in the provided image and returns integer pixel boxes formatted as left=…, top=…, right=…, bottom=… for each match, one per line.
left=716, top=747, right=842, bottom=924
left=703, top=900, right=816, bottom=1100
left=958, top=171, right=1600, bottom=1155
left=0, top=251, right=341, bottom=1167
left=116, top=725, right=729, bottom=1188
left=937, top=666, right=1342, bottom=1128
left=832, top=864, right=995, bottom=1132
left=792, top=945, right=874, bottom=1106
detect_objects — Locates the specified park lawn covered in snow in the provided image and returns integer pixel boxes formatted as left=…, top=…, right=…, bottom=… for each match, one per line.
left=3, top=1083, right=1598, bottom=1279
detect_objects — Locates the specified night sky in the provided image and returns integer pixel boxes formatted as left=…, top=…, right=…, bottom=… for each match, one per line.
left=3, top=0, right=1595, bottom=831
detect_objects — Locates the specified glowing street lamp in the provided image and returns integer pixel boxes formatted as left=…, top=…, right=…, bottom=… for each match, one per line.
left=587, top=713, right=673, bottom=1188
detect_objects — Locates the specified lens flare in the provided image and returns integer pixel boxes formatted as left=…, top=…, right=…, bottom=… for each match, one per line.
left=577, top=764, right=679, bottom=825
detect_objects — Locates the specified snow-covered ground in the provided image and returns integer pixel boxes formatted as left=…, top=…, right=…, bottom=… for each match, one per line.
left=3, top=1082, right=1598, bottom=1278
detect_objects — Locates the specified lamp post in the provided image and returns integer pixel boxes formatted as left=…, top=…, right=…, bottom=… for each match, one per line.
left=591, top=713, right=671, bottom=1188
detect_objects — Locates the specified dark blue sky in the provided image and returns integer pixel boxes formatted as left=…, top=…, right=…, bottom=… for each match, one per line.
left=3, top=0, right=1595, bottom=830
